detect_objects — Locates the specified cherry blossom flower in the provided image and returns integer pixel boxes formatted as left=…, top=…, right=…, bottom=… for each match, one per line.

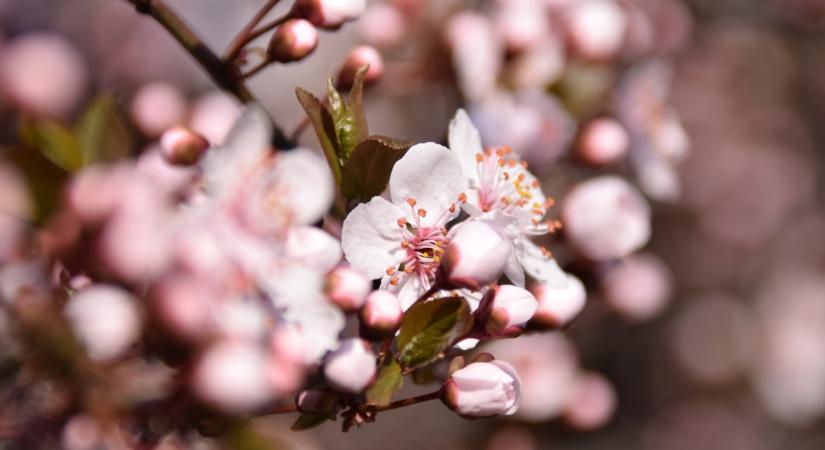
left=447, top=109, right=567, bottom=288
left=341, top=143, right=466, bottom=309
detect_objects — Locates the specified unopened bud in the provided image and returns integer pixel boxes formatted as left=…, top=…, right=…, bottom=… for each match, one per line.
left=64, top=285, right=142, bottom=361
left=564, top=0, right=628, bottom=61
left=193, top=341, right=273, bottom=414
left=267, top=19, right=319, bottom=63
left=477, top=285, right=538, bottom=335
left=323, top=338, right=376, bottom=393
left=442, top=220, right=513, bottom=290
left=295, top=0, right=366, bottom=30
left=578, top=118, right=628, bottom=166
left=359, top=290, right=403, bottom=340
left=562, top=372, right=616, bottom=430
left=325, top=265, right=371, bottom=312
left=530, top=274, right=587, bottom=329
left=159, top=126, right=209, bottom=166
left=336, top=46, right=384, bottom=89
left=442, top=360, right=521, bottom=418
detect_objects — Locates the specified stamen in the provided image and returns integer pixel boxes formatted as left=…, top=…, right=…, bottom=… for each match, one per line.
left=386, top=267, right=396, bottom=276
left=397, top=218, right=406, bottom=228
left=475, top=153, right=484, bottom=163
left=458, top=193, right=467, bottom=203
left=532, top=180, right=540, bottom=188
left=417, top=208, right=427, bottom=218
left=449, top=204, right=456, bottom=213
left=406, top=198, right=417, bottom=207
left=497, top=158, right=505, bottom=167
left=390, top=277, right=399, bottom=286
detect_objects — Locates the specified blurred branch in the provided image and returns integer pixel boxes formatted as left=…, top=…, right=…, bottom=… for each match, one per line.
left=122, top=0, right=294, bottom=149
left=224, top=0, right=282, bottom=61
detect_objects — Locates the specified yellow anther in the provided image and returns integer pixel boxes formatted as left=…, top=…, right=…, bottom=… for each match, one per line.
left=458, top=193, right=467, bottom=203
left=406, top=198, right=417, bottom=207
left=386, top=266, right=397, bottom=276
left=475, top=153, right=484, bottom=163
left=397, top=218, right=406, bottom=228
left=390, top=277, right=399, bottom=286
left=417, top=208, right=427, bottom=217
left=497, top=158, right=505, bottom=167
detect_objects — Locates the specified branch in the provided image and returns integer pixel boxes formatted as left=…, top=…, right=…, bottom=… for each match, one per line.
left=123, top=0, right=294, bottom=149
left=224, top=0, right=282, bottom=61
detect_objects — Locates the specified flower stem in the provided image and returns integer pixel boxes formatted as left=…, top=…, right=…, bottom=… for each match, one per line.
left=374, top=390, right=441, bottom=412
left=225, top=0, right=282, bottom=62
left=242, top=58, right=273, bottom=80
left=123, top=0, right=294, bottom=149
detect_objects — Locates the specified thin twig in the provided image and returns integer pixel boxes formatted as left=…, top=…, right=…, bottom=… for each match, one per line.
left=246, top=11, right=295, bottom=45
left=123, top=0, right=295, bottom=149
left=225, top=0, right=282, bottom=61
left=373, top=391, right=441, bottom=412
left=242, top=58, right=272, bottom=79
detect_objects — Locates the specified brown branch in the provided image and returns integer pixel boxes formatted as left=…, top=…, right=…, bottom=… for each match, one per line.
left=123, top=0, right=294, bottom=149
left=224, top=0, right=282, bottom=62
left=372, top=391, right=441, bottom=412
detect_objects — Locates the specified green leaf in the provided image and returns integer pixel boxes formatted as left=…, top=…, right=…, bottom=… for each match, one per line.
left=341, top=135, right=411, bottom=202
left=296, top=87, right=342, bottom=184
left=366, top=359, right=403, bottom=407
left=346, top=66, right=370, bottom=146
left=74, top=94, right=132, bottom=165
left=290, top=413, right=331, bottom=431
left=326, top=76, right=361, bottom=159
left=397, top=296, right=473, bottom=370
left=20, top=119, right=83, bottom=172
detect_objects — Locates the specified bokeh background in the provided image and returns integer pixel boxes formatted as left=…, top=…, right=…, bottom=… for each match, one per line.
left=1, top=0, right=825, bottom=449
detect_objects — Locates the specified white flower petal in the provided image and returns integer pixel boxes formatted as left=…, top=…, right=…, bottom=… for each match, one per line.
left=504, top=252, right=526, bottom=287
left=275, top=148, right=334, bottom=224
left=516, top=239, right=568, bottom=287
left=448, top=109, right=484, bottom=183
left=389, top=143, right=466, bottom=228
left=202, top=105, right=271, bottom=194
left=285, top=226, right=342, bottom=272
left=341, top=197, right=406, bottom=279
left=380, top=273, right=426, bottom=311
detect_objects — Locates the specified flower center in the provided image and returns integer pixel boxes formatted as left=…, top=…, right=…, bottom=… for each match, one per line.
left=474, top=146, right=561, bottom=234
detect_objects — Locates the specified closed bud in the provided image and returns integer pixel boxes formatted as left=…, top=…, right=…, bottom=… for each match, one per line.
left=323, top=338, right=376, bottom=393
left=442, top=360, right=521, bottom=417
left=159, top=126, right=209, bottom=166
left=336, top=46, right=384, bottom=90
left=267, top=19, right=319, bottom=63
left=64, top=284, right=142, bottom=361
left=578, top=118, right=629, bottom=166
left=442, top=221, right=513, bottom=290
left=325, top=265, right=371, bottom=312
left=477, top=285, right=538, bottom=335
left=295, top=0, right=366, bottom=30
left=530, top=274, right=587, bottom=329
left=564, top=0, right=628, bottom=61
left=359, top=290, right=403, bottom=340
left=193, top=341, right=273, bottom=414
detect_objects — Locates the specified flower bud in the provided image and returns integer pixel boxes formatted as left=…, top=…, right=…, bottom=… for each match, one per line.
left=323, top=338, right=376, bottom=393
left=64, top=285, right=142, bottom=361
left=131, top=82, right=187, bottom=138
left=561, top=176, right=651, bottom=261
left=159, top=126, right=209, bottom=166
left=602, top=253, right=672, bottom=321
left=359, top=290, right=403, bottom=340
left=267, top=19, right=319, bottom=63
left=442, top=220, right=513, bottom=290
left=336, top=46, right=384, bottom=90
left=530, top=274, right=587, bottom=329
left=562, top=372, right=616, bottom=430
left=325, top=265, right=371, bottom=312
left=295, top=0, right=366, bottom=30
left=296, top=389, right=339, bottom=415
left=564, top=0, right=628, bottom=61
left=478, top=285, right=538, bottom=335
left=442, top=360, right=521, bottom=417
left=578, top=118, right=629, bottom=166
left=193, top=341, right=273, bottom=414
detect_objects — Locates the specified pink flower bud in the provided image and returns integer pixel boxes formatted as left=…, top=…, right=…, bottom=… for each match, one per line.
left=336, top=46, right=384, bottom=90
left=443, top=360, right=521, bottom=417
left=323, top=338, right=376, bottom=393
left=358, top=4, right=406, bottom=48
left=159, top=126, right=209, bottom=166
left=295, top=0, right=366, bottom=30
left=130, top=82, right=187, bottom=138
left=562, top=372, right=616, bottom=430
left=267, top=19, right=319, bottom=63
left=64, top=285, right=142, bottom=361
left=359, top=290, right=403, bottom=340
left=578, top=118, right=629, bottom=166
left=602, top=253, right=672, bottom=321
left=325, top=265, right=371, bottom=312
left=478, top=285, right=538, bottom=335
left=530, top=274, right=587, bottom=329
left=193, top=341, right=273, bottom=414
left=442, top=221, right=513, bottom=290
left=564, top=0, right=628, bottom=61
left=561, top=176, right=651, bottom=261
